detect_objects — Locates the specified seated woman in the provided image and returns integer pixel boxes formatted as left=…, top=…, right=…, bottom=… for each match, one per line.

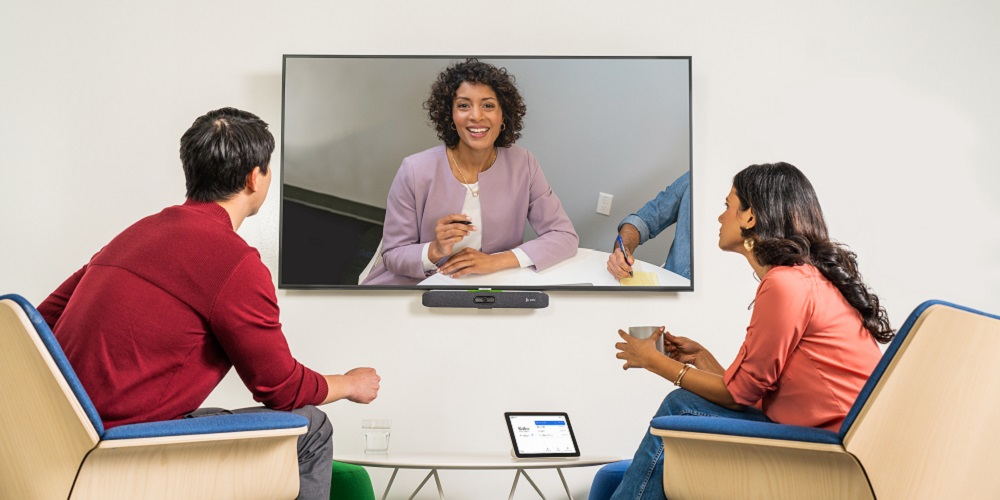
left=610, top=162, right=894, bottom=499
left=362, top=59, right=579, bottom=285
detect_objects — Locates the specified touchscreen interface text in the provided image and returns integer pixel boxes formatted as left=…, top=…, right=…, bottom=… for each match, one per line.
left=511, top=415, right=576, bottom=454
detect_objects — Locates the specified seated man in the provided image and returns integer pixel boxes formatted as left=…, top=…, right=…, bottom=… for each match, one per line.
left=38, top=107, right=380, bottom=500
left=607, top=171, right=691, bottom=280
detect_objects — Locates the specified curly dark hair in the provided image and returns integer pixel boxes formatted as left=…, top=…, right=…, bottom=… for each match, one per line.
left=733, top=162, right=895, bottom=344
left=424, top=58, right=526, bottom=148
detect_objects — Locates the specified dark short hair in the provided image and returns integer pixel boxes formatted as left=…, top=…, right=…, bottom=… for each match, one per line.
left=733, top=162, right=894, bottom=344
left=424, top=59, right=526, bottom=148
left=180, top=107, right=275, bottom=202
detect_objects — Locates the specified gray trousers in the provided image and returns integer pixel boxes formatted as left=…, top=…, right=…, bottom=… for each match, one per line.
left=187, top=405, right=333, bottom=500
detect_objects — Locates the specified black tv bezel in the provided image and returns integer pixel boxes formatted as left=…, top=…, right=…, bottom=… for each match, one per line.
left=278, top=54, right=694, bottom=292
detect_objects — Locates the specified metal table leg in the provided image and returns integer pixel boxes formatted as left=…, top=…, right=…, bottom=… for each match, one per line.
left=557, top=468, right=573, bottom=500
left=508, top=468, right=549, bottom=499
left=408, top=468, right=445, bottom=500
left=508, top=469, right=522, bottom=500
left=381, top=468, right=399, bottom=500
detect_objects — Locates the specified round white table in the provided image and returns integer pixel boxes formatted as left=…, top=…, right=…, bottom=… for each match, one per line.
left=333, top=452, right=620, bottom=500
left=417, top=248, right=690, bottom=288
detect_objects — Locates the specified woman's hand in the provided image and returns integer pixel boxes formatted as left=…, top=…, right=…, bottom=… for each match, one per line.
left=662, top=330, right=704, bottom=365
left=662, top=331, right=726, bottom=374
left=438, top=248, right=518, bottom=278
left=428, top=214, right=475, bottom=263
left=615, top=328, right=664, bottom=370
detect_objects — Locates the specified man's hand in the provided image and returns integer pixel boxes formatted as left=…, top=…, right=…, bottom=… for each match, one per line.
left=607, top=225, right=640, bottom=279
left=607, top=247, right=634, bottom=279
left=344, top=367, right=380, bottom=403
left=322, top=367, right=380, bottom=405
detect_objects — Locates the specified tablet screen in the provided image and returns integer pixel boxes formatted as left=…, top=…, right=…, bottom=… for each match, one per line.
left=505, top=412, right=580, bottom=458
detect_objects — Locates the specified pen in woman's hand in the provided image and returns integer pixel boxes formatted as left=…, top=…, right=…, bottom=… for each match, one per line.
left=616, top=235, right=634, bottom=277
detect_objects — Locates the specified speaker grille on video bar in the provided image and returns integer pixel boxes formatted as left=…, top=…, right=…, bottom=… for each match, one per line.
left=421, top=290, right=549, bottom=309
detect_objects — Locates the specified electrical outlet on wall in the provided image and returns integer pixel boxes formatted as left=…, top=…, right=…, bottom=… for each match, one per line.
left=596, top=192, right=613, bottom=216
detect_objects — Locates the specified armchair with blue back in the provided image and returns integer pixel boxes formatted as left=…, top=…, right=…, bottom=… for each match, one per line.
left=590, top=300, right=1000, bottom=499
left=0, top=293, right=311, bottom=500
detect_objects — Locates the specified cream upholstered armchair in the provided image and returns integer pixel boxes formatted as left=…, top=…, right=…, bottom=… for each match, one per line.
left=646, top=300, right=1000, bottom=499
left=0, top=294, right=309, bottom=500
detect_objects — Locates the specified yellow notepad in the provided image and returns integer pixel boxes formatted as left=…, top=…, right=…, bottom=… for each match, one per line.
left=620, top=272, right=659, bottom=286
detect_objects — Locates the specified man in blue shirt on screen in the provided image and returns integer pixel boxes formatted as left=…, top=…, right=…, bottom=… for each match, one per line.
left=607, top=171, right=691, bottom=280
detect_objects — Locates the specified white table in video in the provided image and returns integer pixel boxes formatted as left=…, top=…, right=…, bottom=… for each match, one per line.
left=418, top=248, right=689, bottom=288
left=333, top=453, right=619, bottom=500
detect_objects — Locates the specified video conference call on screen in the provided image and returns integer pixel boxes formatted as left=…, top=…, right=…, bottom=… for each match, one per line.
left=279, top=55, right=692, bottom=292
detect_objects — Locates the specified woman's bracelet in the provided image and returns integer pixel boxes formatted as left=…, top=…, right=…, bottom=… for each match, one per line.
left=674, top=363, right=694, bottom=387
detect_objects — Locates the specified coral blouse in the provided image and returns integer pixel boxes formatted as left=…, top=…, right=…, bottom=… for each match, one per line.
left=723, top=265, right=882, bottom=431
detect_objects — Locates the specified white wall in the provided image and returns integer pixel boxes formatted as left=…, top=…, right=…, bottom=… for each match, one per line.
left=3, top=1, right=998, bottom=498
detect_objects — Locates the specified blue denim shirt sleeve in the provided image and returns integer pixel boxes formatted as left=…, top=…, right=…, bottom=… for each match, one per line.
left=619, top=213, right=653, bottom=243
left=617, top=171, right=691, bottom=279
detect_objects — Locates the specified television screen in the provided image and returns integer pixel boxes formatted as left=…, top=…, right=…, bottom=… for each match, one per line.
left=279, top=55, right=692, bottom=291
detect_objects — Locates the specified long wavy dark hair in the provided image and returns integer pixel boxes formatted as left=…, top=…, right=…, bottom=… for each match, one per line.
left=734, top=162, right=894, bottom=343
left=424, top=58, right=526, bottom=148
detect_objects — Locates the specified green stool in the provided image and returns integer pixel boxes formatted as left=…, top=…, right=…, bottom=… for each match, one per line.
left=330, top=461, right=375, bottom=500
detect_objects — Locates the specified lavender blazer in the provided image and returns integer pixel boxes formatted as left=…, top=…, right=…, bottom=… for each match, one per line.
left=363, top=144, right=579, bottom=285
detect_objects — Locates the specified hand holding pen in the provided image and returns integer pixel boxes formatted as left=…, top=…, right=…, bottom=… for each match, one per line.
left=429, top=213, right=475, bottom=263
left=609, top=234, right=635, bottom=278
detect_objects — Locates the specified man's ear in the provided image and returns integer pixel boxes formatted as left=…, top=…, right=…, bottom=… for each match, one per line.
left=245, top=166, right=264, bottom=192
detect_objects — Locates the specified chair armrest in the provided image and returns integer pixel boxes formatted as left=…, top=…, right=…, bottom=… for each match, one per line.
left=649, top=417, right=871, bottom=499
left=102, top=412, right=309, bottom=441
left=650, top=416, right=841, bottom=446
left=74, top=414, right=307, bottom=499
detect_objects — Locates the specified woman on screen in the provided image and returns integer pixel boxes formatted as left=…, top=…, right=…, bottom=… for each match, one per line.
left=609, top=162, right=894, bottom=499
left=362, top=59, right=578, bottom=285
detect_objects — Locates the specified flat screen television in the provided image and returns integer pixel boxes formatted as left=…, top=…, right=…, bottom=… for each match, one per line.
left=279, top=55, right=692, bottom=291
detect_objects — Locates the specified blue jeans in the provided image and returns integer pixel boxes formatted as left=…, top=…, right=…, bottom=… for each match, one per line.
left=610, top=389, right=771, bottom=500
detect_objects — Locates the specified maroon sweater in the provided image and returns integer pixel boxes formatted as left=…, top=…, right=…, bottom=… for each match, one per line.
left=38, top=200, right=327, bottom=428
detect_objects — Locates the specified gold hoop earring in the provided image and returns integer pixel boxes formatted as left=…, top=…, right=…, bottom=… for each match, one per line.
left=743, top=238, right=755, bottom=252
left=500, top=122, right=506, bottom=131
left=450, top=122, right=456, bottom=130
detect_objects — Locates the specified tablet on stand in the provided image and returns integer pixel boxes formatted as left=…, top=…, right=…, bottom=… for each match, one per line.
left=505, top=412, right=581, bottom=459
